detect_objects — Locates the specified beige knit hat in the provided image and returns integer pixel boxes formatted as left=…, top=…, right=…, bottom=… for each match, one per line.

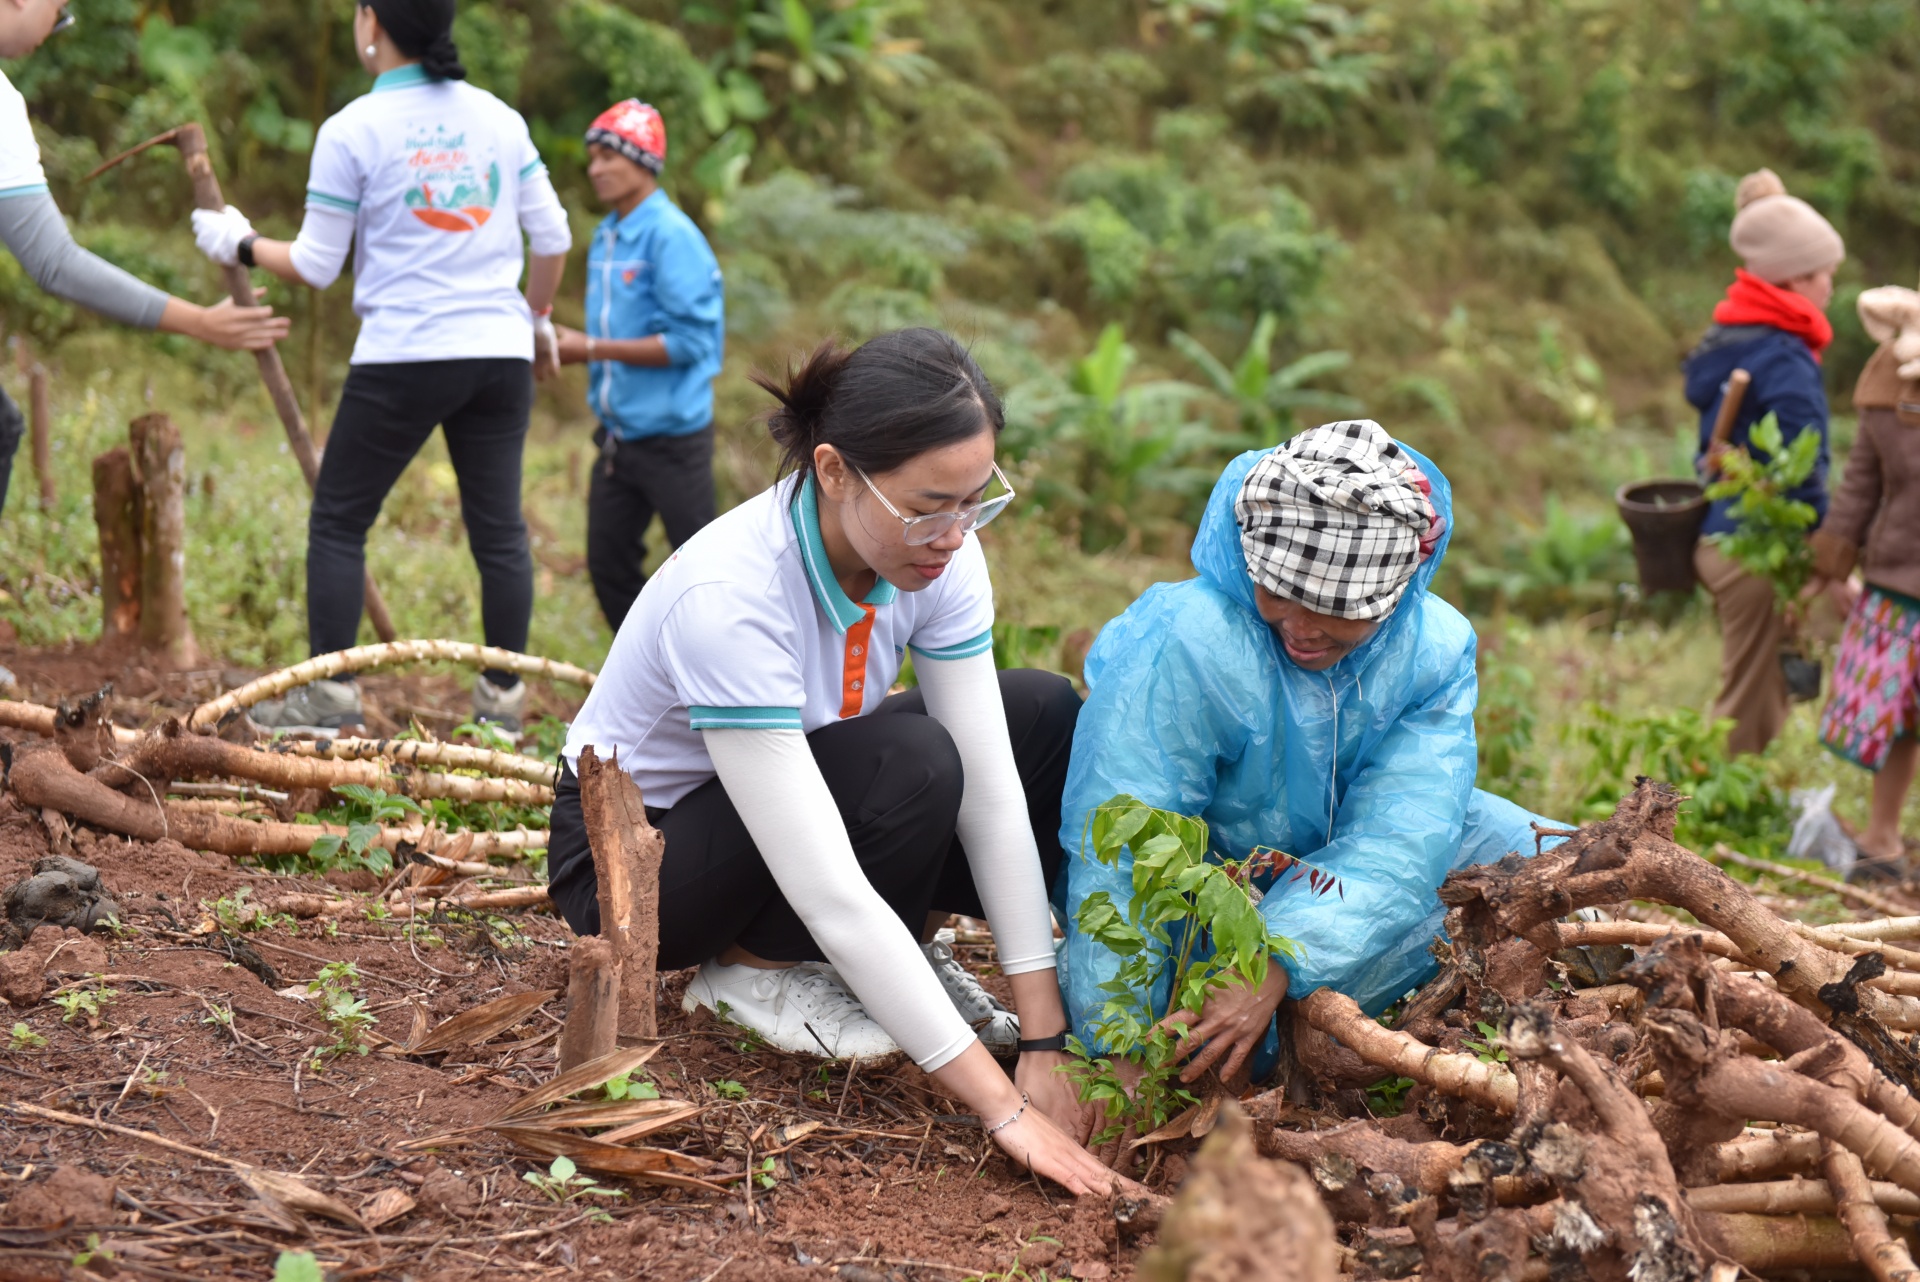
left=1729, top=169, right=1845, bottom=282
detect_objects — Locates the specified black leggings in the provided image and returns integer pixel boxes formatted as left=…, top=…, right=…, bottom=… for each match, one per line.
left=308, top=359, right=534, bottom=680
left=547, top=669, right=1080, bottom=966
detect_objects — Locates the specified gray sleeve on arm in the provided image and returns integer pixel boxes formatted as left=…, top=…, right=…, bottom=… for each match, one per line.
left=0, top=192, right=170, bottom=329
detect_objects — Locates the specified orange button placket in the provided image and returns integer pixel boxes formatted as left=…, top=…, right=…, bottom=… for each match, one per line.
left=838, top=603, right=877, bottom=719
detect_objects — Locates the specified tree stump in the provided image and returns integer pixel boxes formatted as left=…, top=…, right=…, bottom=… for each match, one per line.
left=557, top=936, right=620, bottom=1072
left=91, top=448, right=141, bottom=647
left=578, top=745, right=665, bottom=1038
left=128, top=413, right=198, bottom=667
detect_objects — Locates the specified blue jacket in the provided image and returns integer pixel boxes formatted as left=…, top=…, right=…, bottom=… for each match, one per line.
left=585, top=189, right=725, bottom=439
left=1684, top=325, right=1829, bottom=537
left=1059, top=444, right=1562, bottom=1048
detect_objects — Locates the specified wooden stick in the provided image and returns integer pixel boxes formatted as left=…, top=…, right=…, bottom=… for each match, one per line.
left=188, top=639, right=596, bottom=730
left=158, top=124, right=396, bottom=644
left=104, top=730, right=553, bottom=805
left=28, top=361, right=51, bottom=510
left=277, top=735, right=557, bottom=786
left=385, top=885, right=550, bottom=917
left=92, top=447, right=142, bottom=647
left=1704, top=368, right=1753, bottom=478
left=1299, top=988, right=1517, bottom=1113
left=557, top=936, right=620, bottom=1073
left=1556, top=920, right=1920, bottom=993
left=1687, top=1175, right=1920, bottom=1218
left=129, top=414, right=198, bottom=667
left=1823, top=1138, right=1920, bottom=1282
left=1712, top=844, right=1913, bottom=918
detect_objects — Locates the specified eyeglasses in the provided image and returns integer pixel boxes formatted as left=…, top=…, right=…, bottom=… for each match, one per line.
left=851, top=460, right=1016, bottom=546
left=51, top=5, right=74, bottom=32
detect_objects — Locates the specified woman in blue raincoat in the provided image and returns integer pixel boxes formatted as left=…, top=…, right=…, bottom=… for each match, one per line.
left=1059, top=420, right=1561, bottom=1100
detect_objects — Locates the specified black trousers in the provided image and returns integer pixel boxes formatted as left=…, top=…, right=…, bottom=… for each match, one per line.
left=309, top=359, right=534, bottom=682
left=587, top=424, right=717, bottom=631
left=548, top=669, right=1080, bottom=967
left=0, top=386, right=21, bottom=522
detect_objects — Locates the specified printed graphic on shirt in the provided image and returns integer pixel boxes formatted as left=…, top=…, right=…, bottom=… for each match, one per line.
left=402, top=124, right=500, bottom=233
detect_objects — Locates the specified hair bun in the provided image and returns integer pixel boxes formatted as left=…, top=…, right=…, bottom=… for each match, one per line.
left=421, top=32, right=467, bottom=80
left=753, top=340, right=854, bottom=465
left=1735, top=168, right=1788, bottom=212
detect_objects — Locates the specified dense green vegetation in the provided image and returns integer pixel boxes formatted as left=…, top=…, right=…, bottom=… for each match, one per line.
left=2, top=0, right=1917, bottom=842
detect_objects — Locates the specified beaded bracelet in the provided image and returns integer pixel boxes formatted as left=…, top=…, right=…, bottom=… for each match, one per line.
left=985, top=1091, right=1030, bottom=1137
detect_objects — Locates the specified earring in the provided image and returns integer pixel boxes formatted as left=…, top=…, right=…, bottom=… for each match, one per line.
left=365, top=45, right=377, bottom=57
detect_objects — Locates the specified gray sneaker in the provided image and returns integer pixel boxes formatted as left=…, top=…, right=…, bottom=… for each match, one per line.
left=472, top=677, right=526, bottom=734
left=924, top=928, right=1021, bottom=1052
left=249, top=679, right=364, bottom=736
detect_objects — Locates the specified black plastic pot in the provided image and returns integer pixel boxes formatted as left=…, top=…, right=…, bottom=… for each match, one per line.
left=1781, top=649, right=1822, bottom=704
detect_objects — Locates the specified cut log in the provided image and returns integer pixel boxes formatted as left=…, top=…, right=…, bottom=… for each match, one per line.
left=1299, top=988, right=1517, bottom=1113
left=557, top=936, right=620, bottom=1073
left=92, top=447, right=142, bottom=647
left=128, top=413, right=198, bottom=668
left=578, top=745, right=664, bottom=1039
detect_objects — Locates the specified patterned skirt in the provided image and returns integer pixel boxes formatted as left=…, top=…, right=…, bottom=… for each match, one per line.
left=1821, top=585, right=1920, bottom=770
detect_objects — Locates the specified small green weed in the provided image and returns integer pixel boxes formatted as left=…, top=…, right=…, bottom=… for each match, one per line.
left=1364, top=1075, right=1416, bottom=1117
left=522, top=1155, right=625, bottom=1209
left=1461, top=1022, right=1510, bottom=1065
left=273, top=1250, right=324, bottom=1282
left=602, top=1071, right=660, bottom=1102
left=296, top=784, right=425, bottom=876
left=8, top=1021, right=47, bottom=1051
left=712, top=1079, right=748, bottom=1101
left=71, top=1233, right=114, bottom=1268
left=52, top=978, right=117, bottom=1026
left=206, top=887, right=292, bottom=934
left=308, top=962, right=375, bottom=1061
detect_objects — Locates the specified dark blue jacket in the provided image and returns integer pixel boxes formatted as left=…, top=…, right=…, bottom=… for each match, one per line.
left=1683, top=325, right=1829, bottom=537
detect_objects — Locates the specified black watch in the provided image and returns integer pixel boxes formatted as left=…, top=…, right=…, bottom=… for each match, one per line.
left=237, top=234, right=260, bottom=269
left=1016, top=1033, right=1069, bottom=1053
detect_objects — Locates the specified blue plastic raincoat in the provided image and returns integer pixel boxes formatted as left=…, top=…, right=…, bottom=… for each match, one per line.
left=1059, top=444, right=1561, bottom=1051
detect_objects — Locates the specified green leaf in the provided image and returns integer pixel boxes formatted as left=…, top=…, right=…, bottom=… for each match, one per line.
left=273, top=1252, right=325, bottom=1282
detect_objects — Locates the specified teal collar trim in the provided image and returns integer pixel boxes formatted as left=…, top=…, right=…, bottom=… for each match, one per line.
left=372, top=64, right=432, bottom=93
left=792, top=476, right=895, bottom=635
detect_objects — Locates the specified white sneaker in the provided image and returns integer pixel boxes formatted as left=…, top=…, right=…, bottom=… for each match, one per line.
left=683, top=960, right=900, bottom=1060
left=924, top=928, right=1020, bottom=1052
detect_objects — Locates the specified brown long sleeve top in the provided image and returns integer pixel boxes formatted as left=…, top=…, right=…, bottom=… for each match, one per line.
left=1811, top=344, right=1920, bottom=601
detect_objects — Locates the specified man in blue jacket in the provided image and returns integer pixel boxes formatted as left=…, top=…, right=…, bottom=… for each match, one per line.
left=556, top=100, right=724, bottom=631
left=1059, top=420, right=1562, bottom=1104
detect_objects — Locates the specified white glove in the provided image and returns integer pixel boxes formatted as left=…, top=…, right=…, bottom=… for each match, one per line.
left=532, top=311, right=560, bottom=380
left=192, top=205, right=256, bottom=267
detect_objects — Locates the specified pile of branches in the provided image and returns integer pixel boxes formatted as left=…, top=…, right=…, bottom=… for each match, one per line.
left=1150, top=781, right=1920, bottom=1281
left=0, top=661, right=564, bottom=903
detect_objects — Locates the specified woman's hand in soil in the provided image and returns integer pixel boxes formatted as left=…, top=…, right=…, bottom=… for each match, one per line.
left=993, top=1092, right=1146, bottom=1198
left=1161, top=960, right=1288, bottom=1084
left=1016, top=1048, right=1090, bottom=1140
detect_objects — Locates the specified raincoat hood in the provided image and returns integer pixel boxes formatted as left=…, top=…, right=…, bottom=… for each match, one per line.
left=1060, top=439, right=1559, bottom=1049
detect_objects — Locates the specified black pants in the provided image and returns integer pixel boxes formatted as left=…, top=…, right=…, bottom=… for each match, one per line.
left=587, top=424, right=717, bottom=631
left=0, top=386, right=24, bottom=521
left=548, top=669, right=1080, bottom=966
left=309, top=359, right=534, bottom=683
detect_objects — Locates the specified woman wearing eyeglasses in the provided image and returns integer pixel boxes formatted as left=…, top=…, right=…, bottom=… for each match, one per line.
left=553, top=328, right=1124, bottom=1197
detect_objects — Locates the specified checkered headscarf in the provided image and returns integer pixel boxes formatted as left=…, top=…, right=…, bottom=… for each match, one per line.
left=1235, top=420, right=1443, bottom=622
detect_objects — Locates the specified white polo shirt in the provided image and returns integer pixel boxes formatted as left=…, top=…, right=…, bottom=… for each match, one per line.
left=0, top=71, right=48, bottom=201
left=305, top=65, right=560, bottom=365
left=565, top=475, right=995, bottom=807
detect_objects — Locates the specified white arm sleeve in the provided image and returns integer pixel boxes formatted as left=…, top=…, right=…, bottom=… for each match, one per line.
left=702, top=727, right=976, bottom=1072
left=287, top=204, right=356, bottom=290
left=915, top=652, right=1059, bottom=975
left=518, top=168, right=573, bottom=258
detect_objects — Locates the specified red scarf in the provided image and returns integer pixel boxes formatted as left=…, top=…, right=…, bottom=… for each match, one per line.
left=1713, top=268, right=1833, bottom=360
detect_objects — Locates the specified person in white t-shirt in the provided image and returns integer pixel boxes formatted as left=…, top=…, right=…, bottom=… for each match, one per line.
left=555, top=328, right=1128, bottom=1197
left=0, top=0, right=290, bottom=517
left=190, top=0, right=571, bottom=735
